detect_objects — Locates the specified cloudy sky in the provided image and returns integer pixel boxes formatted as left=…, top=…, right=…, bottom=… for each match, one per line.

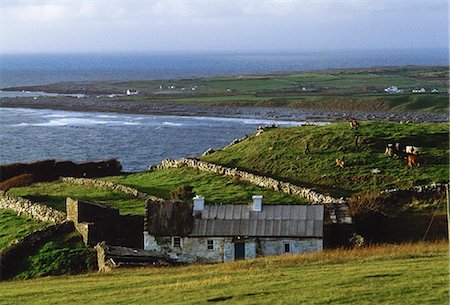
left=1, top=0, right=448, bottom=53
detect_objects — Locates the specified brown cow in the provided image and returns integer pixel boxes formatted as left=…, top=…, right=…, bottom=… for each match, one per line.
left=350, top=119, right=359, bottom=128
left=407, top=154, right=421, bottom=168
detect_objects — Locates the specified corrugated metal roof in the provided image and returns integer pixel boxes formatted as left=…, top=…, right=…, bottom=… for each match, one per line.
left=190, top=205, right=323, bottom=237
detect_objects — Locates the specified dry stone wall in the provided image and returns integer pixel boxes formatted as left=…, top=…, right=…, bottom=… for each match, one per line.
left=0, top=192, right=66, bottom=223
left=149, top=158, right=346, bottom=205
left=61, top=177, right=164, bottom=202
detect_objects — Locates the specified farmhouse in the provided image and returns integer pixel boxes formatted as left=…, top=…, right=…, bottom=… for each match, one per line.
left=144, top=196, right=324, bottom=263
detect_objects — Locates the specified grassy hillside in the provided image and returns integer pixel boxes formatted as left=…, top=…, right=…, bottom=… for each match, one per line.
left=0, top=210, right=49, bottom=250
left=202, top=122, right=449, bottom=197
left=0, top=241, right=447, bottom=304
left=103, top=167, right=304, bottom=204
left=8, top=168, right=304, bottom=215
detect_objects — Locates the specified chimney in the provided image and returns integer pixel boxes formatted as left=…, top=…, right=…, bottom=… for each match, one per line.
left=193, top=195, right=205, bottom=211
left=252, top=195, right=263, bottom=212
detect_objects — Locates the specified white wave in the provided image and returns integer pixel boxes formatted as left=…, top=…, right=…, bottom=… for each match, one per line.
left=162, top=122, right=183, bottom=126
left=97, top=114, right=118, bottom=118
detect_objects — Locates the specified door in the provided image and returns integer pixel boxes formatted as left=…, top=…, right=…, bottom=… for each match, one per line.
left=234, top=243, right=245, bottom=260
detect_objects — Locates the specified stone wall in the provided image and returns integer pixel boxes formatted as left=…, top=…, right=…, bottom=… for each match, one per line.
left=0, top=222, right=74, bottom=280
left=149, top=158, right=345, bottom=205
left=0, top=192, right=66, bottom=224
left=61, top=177, right=164, bottom=202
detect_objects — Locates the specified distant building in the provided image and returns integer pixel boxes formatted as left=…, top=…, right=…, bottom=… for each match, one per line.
left=126, top=89, right=139, bottom=96
left=144, top=196, right=324, bottom=263
left=431, top=88, right=439, bottom=93
left=384, top=86, right=404, bottom=93
left=411, top=88, right=426, bottom=93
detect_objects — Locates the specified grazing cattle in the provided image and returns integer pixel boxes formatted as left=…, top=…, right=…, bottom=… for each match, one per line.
left=407, top=154, right=421, bottom=168
left=405, top=145, right=420, bottom=155
left=350, top=119, right=359, bottom=128
left=335, top=159, right=345, bottom=168
left=385, top=144, right=394, bottom=157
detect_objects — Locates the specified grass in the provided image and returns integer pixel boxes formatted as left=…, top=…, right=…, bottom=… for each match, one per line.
left=202, top=122, right=449, bottom=197
left=0, top=241, right=447, bottom=304
left=7, top=168, right=305, bottom=216
left=8, top=181, right=146, bottom=215
left=0, top=209, right=49, bottom=250
left=103, top=167, right=305, bottom=205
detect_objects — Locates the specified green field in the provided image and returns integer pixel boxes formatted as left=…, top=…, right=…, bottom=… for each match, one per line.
left=202, top=122, right=449, bottom=197
left=7, top=168, right=304, bottom=215
left=0, top=241, right=447, bottom=304
left=8, top=181, right=146, bottom=215
left=9, top=66, right=449, bottom=113
left=0, top=210, right=49, bottom=250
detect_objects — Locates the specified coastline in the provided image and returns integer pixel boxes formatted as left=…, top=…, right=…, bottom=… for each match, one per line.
left=0, top=96, right=448, bottom=122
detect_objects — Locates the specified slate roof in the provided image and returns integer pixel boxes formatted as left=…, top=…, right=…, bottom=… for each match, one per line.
left=190, top=205, right=323, bottom=237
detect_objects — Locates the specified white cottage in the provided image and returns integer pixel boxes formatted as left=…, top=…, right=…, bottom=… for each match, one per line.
left=144, top=196, right=324, bottom=263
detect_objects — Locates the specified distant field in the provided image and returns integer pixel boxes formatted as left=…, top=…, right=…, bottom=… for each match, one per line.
left=202, top=122, right=449, bottom=197
left=0, top=210, right=48, bottom=250
left=7, top=66, right=449, bottom=113
left=0, top=241, right=447, bottom=305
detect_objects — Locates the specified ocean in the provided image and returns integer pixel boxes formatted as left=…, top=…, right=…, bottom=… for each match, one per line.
left=0, top=107, right=305, bottom=171
left=1, top=49, right=448, bottom=88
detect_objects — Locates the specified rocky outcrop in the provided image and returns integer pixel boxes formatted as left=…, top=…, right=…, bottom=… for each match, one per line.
left=0, top=192, right=66, bottom=223
left=61, top=177, right=165, bottom=202
left=149, top=158, right=346, bottom=205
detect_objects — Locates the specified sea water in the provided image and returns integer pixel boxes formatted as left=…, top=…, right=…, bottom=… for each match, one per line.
left=0, top=107, right=305, bottom=171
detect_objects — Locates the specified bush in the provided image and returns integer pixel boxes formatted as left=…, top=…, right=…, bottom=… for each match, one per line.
left=170, top=185, right=195, bottom=203
left=0, top=174, right=35, bottom=191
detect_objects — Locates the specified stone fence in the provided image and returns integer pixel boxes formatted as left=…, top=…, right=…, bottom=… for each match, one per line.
left=61, top=177, right=165, bottom=202
left=149, top=158, right=346, bottom=205
left=0, top=192, right=66, bottom=223
left=0, top=222, right=74, bottom=280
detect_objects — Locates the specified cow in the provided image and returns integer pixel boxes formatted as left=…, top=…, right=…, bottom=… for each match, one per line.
left=350, top=119, right=359, bottom=128
left=385, top=144, right=394, bottom=157
left=405, top=145, right=420, bottom=155
left=336, top=159, right=345, bottom=168
left=407, top=154, right=421, bottom=168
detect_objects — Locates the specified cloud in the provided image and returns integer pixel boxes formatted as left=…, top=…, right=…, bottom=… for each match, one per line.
left=1, top=0, right=448, bottom=53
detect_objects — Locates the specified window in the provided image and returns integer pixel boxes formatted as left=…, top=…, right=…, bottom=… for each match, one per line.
left=173, top=237, right=181, bottom=248
left=284, top=243, right=291, bottom=253
left=207, top=240, right=214, bottom=251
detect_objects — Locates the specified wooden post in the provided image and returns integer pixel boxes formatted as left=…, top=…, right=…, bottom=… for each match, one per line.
left=447, top=183, right=450, bottom=242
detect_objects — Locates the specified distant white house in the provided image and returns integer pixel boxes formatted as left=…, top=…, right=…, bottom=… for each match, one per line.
left=411, top=88, right=426, bottom=93
left=431, top=88, right=439, bottom=93
left=126, top=89, right=139, bottom=96
left=384, top=86, right=404, bottom=93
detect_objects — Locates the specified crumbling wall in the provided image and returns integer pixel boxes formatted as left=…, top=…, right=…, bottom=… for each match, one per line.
left=0, top=192, right=66, bottom=223
left=149, top=158, right=345, bottom=204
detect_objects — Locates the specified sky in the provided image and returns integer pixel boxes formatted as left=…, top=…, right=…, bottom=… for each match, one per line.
left=1, top=0, right=448, bottom=53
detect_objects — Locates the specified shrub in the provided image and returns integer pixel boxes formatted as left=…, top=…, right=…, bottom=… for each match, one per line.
left=0, top=174, right=35, bottom=191
left=170, top=185, right=195, bottom=203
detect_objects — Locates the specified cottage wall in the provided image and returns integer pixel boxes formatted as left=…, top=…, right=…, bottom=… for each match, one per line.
left=144, top=234, right=322, bottom=263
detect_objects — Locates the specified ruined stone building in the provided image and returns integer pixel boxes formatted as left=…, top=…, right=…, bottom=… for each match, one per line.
left=144, top=196, right=324, bottom=263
